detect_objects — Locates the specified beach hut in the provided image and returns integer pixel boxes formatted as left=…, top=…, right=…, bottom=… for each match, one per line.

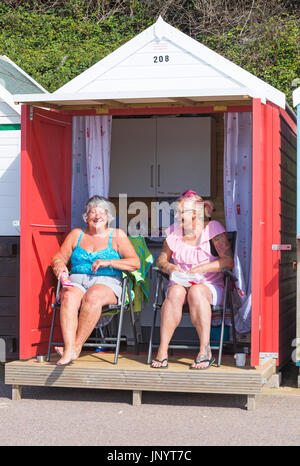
left=0, top=56, right=46, bottom=359
left=4, top=18, right=297, bottom=408
left=292, top=86, right=300, bottom=385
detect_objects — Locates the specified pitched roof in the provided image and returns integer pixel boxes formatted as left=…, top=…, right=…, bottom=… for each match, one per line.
left=293, top=87, right=300, bottom=107
left=14, top=16, right=285, bottom=108
left=0, top=56, right=46, bottom=114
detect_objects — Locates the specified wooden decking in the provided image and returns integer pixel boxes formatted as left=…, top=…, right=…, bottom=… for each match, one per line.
left=4, top=352, right=275, bottom=410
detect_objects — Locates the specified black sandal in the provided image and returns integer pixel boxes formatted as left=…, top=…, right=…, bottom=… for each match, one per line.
left=150, top=357, right=168, bottom=369
left=190, top=355, right=215, bottom=370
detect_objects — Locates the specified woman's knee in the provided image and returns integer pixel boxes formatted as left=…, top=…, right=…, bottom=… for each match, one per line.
left=61, top=287, right=82, bottom=307
left=187, top=285, right=212, bottom=307
left=82, top=286, right=116, bottom=308
left=161, top=287, right=185, bottom=326
left=188, top=287, right=211, bottom=322
left=166, top=285, right=186, bottom=305
left=82, top=289, right=102, bottom=308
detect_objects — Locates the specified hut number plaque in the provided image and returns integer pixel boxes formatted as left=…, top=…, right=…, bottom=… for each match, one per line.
left=153, top=55, right=170, bottom=63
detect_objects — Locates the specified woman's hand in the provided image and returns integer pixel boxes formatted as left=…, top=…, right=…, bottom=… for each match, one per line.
left=166, top=264, right=183, bottom=274
left=157, top=240, right=183, bottom=275
left=51, top=229, right=83, bottom=280
left=91, top=259, right=111, bottom=274
left=52, top=261, right=69, bottom=280
left=188, top=265, right=206, bottom=274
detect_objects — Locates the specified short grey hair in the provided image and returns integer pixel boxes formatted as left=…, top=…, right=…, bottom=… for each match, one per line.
left=82, top=195, right=115, bottom=225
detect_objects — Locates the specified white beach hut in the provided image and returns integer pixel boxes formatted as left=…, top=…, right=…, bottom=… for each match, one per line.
left=0, top=55, right=46, bottom=235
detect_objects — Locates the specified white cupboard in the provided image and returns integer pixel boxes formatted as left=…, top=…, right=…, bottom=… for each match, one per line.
left=109, top=116, right=213, bottom=198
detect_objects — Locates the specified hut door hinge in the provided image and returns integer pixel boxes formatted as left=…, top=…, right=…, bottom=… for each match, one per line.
left=259, top=352, right=278, bottom=359
left=30, top=106, right=34, bottom=121
left=272, top=244, right=291, bottom=251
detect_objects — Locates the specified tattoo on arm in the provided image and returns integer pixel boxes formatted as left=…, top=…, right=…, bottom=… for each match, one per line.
left=157, top=241, right=171, bottom=270
left=212, top=233, right=233, bottom=258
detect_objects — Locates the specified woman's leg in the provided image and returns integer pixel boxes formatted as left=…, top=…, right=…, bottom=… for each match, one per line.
left=73, top=284, right=118, bottom=360
left=152, top=285, right=187, bottom=367
left=187, top=284, right=213, bottom=369
left=56, top=286, right=84, bottom=365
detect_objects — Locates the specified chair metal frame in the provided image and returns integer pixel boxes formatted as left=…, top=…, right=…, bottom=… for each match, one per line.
left=147, top=231, right=238, bottom=367
left=47, top=273, right=139, bottom=364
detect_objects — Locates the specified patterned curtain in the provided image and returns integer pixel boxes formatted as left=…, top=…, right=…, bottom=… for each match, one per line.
left=224, top=112, right=252, bottom=334
left=71, top=115, right=112, bottom=229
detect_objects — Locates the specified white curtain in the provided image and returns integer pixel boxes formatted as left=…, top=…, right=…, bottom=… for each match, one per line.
left=224, top=112, right=252, bottom=334
left=71, top=115, right=112, bottom=229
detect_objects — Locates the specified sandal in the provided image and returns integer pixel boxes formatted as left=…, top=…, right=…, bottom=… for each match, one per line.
left=190, top=344, right=215, bottom=370
left=190, top=355, right=215, bottom=370
left=150, top=357, right=168, bottom=369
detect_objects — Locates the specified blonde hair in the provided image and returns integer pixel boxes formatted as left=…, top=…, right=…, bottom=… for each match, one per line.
left=178, top=190, right=214, bottom=219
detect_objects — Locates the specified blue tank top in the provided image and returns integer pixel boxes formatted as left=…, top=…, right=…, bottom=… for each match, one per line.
left=70, top=228, right=122, bottom=277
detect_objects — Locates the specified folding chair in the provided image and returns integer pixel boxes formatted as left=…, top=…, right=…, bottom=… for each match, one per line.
left=147, top=231, right=238, bottom=367
left=47, top=272, right=139, bottom=364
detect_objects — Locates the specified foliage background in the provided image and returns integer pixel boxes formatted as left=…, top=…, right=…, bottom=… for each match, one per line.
left=0, top=0, right=299, bottom=105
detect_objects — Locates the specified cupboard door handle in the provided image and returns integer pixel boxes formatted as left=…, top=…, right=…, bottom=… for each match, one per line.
left=150, top=165, right=153, bottom=188
left=158, top=164, right=160, bottom=187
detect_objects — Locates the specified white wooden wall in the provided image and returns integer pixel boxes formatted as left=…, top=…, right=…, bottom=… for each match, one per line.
left=0, top=101, right=20, bottom=124
left=80, top=39, right=245, bottom=96
left=0, top=130, right=20, bottom=236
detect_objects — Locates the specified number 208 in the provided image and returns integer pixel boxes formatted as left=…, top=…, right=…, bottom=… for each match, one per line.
left=153, top=55, right=169, bottom=63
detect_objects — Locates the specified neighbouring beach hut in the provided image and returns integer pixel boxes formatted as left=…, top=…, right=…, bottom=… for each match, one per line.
left=0, top=56, right=46, bottom=358
left=4, top=17, right=297, bottom=408
left=293, top=86, right=300, bottom=385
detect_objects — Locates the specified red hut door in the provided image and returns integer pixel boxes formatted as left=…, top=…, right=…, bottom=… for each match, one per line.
left=20, top=106, right=72, bottom=359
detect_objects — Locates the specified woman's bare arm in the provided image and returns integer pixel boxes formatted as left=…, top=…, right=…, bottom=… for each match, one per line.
left=189, top=232, right=234, bottom=274
left=51, top=229, right=80, bottom=278
left=157, top=240, right=182, bottom=274
left=212, top=233, right=234, bottom=270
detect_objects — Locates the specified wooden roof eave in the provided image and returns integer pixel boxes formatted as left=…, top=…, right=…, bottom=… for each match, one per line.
left=14, top=92, right=253, bottom=113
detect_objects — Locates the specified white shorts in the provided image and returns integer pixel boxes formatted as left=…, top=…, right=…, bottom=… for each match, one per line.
left=204, top=283, right=224, bottom=306
left=167, top=282, right=224, bottom=306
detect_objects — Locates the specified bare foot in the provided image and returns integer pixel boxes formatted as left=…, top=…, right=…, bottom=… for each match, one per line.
left=56, top=347, right=76, bottom=366
left=54, top=346, right=64, bottom=357
left=56, top=344, right=82, bottom=366
left=71, top=345, right=82, bottom=362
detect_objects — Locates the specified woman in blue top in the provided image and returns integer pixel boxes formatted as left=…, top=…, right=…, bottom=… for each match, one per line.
left=51, top=195, right=140, bottom=366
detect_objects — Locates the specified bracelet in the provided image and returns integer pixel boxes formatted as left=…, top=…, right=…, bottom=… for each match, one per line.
left=109, top=260, right=113, bottom=269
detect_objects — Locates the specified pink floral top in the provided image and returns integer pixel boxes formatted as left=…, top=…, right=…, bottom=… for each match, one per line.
left=165, top=220, right=226, bottom=289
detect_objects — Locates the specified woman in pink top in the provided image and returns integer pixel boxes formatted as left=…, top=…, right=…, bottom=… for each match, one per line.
left=151, top=191, right=234, bottom=370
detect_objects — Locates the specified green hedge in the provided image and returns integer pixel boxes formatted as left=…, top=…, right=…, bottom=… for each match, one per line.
left=0, top=4, right=298, bottom=105
left=199, top=16, right=299, bottom=106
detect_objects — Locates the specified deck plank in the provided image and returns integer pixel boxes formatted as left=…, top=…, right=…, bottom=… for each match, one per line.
left=5, top=353, right=273, bottom=399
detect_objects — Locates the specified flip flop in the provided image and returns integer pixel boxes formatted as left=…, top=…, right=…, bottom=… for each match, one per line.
left=190, top=357, right=215, bottom=370
left=150, top=357, right=168, bottom=369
